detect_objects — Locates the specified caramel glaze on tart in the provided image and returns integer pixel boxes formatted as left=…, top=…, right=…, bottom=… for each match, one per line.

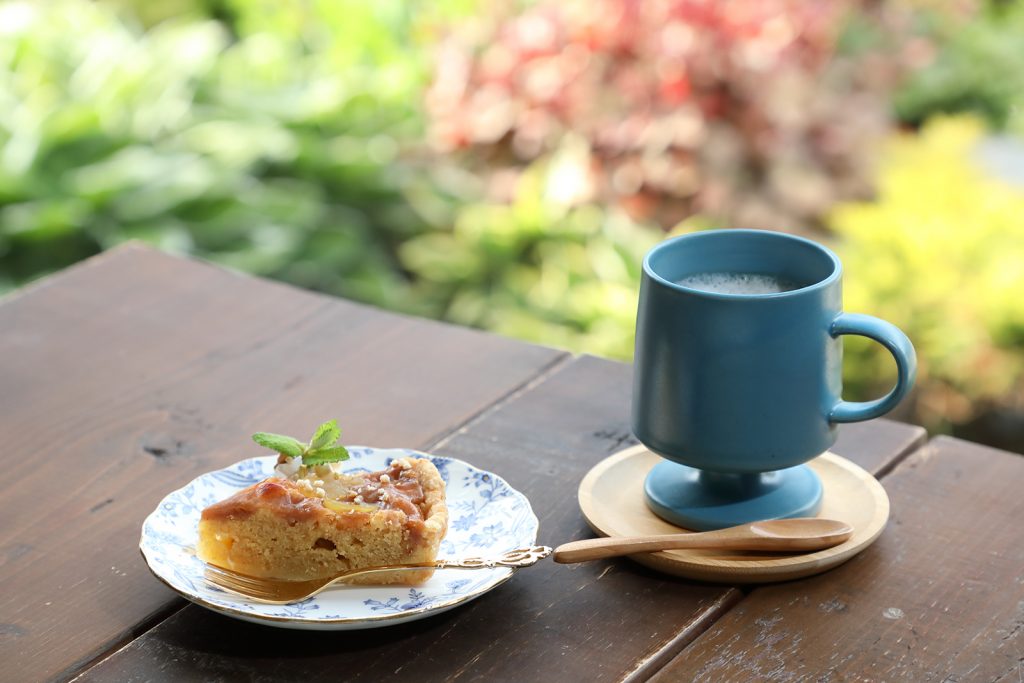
left=203, top=462, right=428, bottom=526
left=197, top=458, right=448, bottom=584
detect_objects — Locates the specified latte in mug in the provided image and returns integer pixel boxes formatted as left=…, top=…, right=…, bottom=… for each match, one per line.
left=675, top=272, right=800, bottom=295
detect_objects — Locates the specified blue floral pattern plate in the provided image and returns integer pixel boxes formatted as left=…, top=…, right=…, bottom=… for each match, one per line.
left=140, top=447, right=540, bottom=630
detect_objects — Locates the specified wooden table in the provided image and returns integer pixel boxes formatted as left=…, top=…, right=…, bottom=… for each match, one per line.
left=2, top=245, right=1021, bottom=683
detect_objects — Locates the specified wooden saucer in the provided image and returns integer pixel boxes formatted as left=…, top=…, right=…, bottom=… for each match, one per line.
left=577, top=446, right=888, bottom=583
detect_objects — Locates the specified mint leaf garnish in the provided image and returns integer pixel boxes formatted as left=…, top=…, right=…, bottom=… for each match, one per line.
left=252, top=433, right=304, bottom=458
left=302, top=445, right=350, bottom=466
left=309, top=419, right=340, bottom=450
left=251, top=420, right=350, bottom=465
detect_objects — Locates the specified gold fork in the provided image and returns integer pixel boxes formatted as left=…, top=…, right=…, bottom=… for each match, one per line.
left=203, top=546, right=552, bottom=604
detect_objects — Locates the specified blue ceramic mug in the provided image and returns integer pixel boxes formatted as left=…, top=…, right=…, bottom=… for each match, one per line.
left=632, top=229, right=916, bottom=530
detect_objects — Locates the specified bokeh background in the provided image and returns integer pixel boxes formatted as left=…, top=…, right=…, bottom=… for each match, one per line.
left=2, top=0, right=1023, bottom=452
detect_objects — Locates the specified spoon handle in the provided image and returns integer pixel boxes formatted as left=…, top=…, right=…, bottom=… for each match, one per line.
left=553, top=529, right=763, bottom=563
left=554, top=523, right=852, bottom=563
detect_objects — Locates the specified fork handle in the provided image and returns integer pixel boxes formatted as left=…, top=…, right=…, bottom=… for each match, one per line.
left=440, top=546, right=552, bottom=569
left=204, top=546, right=554, bottom=605
left=323, top=545, right=553, bottom=583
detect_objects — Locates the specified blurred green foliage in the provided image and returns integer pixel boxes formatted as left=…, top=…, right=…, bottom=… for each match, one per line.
left=895, top=1, right=1024, bottom=133
left=831, top=116, right=1024, bottom=433
left=401, top=149, right=664, bottom=359
left=0, top=0, right=435, bottom=308
left=2, top=0, right=1024, bottom=448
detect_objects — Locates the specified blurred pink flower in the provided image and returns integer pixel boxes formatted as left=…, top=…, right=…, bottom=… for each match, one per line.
left=427, top=0, right=911, bottom=232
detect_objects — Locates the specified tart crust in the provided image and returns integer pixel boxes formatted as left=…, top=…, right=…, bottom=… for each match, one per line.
left=197, top=458, right=448, bottom=585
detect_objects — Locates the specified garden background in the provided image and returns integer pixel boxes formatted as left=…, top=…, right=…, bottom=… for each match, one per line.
left=2, top=0, right=1023, bottom=453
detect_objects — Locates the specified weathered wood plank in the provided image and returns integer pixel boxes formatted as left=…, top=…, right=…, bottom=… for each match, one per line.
left=832, top=419, right=926, bottom=477
left=0, top=245, right=564, bottom=683
left=73, top=356, right=738, bottom=682
left=74, top=356, right=926, bottom=683
left=650, top=436, right=1024, bottom=682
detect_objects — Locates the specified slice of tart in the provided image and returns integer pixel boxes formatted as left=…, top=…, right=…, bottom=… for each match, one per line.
left=198, top=456, right=448, bottom=585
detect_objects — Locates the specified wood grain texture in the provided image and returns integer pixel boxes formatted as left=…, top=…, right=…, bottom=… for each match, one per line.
left=0, top=244, right=564, bottom=683
left=650, top=435, right=1024, bottom=682
left=74, top=356, right=740, bottom=683
left=831, top=419, right=926, bottom=476
left=73, top=356, right=926, bottom=683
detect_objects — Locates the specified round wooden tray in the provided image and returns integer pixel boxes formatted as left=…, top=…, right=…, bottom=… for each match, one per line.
left=578, top=446, right=888, bottom=583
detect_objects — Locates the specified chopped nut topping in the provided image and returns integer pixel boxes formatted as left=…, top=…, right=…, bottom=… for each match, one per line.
left=379, top=474, right=391, bottom=484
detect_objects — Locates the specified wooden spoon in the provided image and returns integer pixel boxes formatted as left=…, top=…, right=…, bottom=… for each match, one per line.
left=552, top=518, right=853, bottom=564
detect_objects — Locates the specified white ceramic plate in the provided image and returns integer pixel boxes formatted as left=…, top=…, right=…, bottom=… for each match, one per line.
left=140, top=447, right=540, bottom=630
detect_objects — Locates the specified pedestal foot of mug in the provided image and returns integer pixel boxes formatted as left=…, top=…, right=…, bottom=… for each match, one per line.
left=643, top=460, right=823, bottom=531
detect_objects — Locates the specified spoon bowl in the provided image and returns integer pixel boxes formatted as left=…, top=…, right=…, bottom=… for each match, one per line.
left=748, top=518, right=853, bottom=545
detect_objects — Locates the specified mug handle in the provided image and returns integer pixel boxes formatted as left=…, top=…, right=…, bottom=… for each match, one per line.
left=829, top=313, right=917, bottom=423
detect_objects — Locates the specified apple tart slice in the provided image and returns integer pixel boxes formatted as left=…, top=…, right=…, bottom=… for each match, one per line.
left=197, top=421, right=448, bottom=585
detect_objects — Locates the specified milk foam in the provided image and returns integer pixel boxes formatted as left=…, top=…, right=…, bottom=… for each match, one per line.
left=675, top=272, right=799, bottom=295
